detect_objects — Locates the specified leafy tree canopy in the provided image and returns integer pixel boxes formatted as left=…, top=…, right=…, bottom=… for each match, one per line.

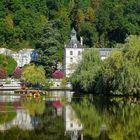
left=0, top=0, right=139, bottom=77
left=71, top=35, right=140, bottom=96
left=71, top=49, right=102, bottom=92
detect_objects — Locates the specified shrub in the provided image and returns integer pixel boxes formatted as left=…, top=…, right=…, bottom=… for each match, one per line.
left=52, top=70, right=64, bottom=79
left=0, top=68, right=7, bottom=79
left=13, top=67, right=22, bottom=78
left=21, top=64, right=46, bottom=85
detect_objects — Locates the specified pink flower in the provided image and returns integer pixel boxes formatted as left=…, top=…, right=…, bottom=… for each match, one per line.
left=52, top=70, right=64, bottom=79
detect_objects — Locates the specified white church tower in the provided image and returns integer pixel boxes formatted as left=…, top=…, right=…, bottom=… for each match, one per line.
left=63, top=28, right=84, bottom=77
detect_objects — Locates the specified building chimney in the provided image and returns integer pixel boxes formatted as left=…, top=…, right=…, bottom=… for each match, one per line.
left=80, top=37, right=83, bottom=46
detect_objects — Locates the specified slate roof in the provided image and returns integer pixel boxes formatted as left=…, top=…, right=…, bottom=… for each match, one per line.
left=66, top=28, right=82, bottom=48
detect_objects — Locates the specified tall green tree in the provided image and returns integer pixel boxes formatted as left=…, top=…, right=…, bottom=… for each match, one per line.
left=35, top=22, right=61, bottom=76
left=80, top=22, right=97, bottom=47
left=95, top=0, right=140, bottom=47
left=53, top=7, right=71, bottom=43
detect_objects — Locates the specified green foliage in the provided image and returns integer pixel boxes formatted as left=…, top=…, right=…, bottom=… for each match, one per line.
left=80, top=22, right=97, bottom=47
left=102, top=50, right=125, bottom=94
left=0, top=54, right=17, bottom=76
left=0, top=0, right=139, bottom=51
left=71, top=49, right=102, bottom=92
left=124, top=35, right=140, bottom=66
left=35, top=22, right=61, bottom=76
left=42, top=79, right=54, bottom=90
left=71, top=35, right=140, bottom=96
left=21, top=64, right=46, bottom=85
left=60, top=77, right=70, bottom=89
left=0, top=0, right=139, bottom=77
left=95, top=0, right=140, bottom=46
left=102, top=35, right=140, bottom=95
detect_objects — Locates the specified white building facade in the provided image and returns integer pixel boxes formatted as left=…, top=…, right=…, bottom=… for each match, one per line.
left=63, top=29, right=113, bottom=77
left=64, top=105, right=83, bottom=140
left=0, top=48, right=37, bottom=67
left=63, top=29, right=84, bottom=77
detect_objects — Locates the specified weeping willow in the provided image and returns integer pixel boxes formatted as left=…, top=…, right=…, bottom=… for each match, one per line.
left=71, top=35, right=140, bottom=96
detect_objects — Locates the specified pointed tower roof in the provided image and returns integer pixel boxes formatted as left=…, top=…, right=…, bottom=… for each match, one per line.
left=66, top=28, right=82, bottom=48
left=71, top=28, right=76, bottom=34
left=70, top=28, right=77, bottom=42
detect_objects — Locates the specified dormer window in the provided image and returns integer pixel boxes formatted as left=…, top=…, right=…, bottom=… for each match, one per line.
left=74, top=44, right=77, bottom=48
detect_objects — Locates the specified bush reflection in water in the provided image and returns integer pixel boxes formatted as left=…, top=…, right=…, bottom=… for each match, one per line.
left=0, top=94, right=68, bottom=140
left=72, top=96, right=140, bottom=140
left=0, top=93, right=140, bottom=140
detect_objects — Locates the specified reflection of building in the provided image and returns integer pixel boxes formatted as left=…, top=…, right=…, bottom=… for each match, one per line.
left=65, top=105, right=83, bottom=131
left=0, top=109, right=35, bottom=130
left=63, top=28, right=113, bottom=77
left=0, top=48, right=38, bottom=67
left=64, top=105, right=83, bottom=140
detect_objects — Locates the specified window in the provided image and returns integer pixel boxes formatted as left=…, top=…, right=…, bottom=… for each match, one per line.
left=70, top=123, right=73, bottom=127
left=79, top=124, right=81, bottom=127
left=70, top=57, right=73, bottom=63
left=78, top=51, right=81, bottom=55
left=70, top=51, right=73, bottom=55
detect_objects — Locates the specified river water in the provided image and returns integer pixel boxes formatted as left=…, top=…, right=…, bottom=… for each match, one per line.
left=72, top=94, right=140, bottom=140
left=0, top=91, right=139, bottom=140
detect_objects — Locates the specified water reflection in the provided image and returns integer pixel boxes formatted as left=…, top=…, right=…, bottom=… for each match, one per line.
left=0, top=97, right=69, bottom=140
left=0, top=91, right=139, bottom=140
left=0, top=109, right=34, bottom=130
left=72, top=96, right=140, bottom=140
left=0, top=94, right=42, bottom=131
